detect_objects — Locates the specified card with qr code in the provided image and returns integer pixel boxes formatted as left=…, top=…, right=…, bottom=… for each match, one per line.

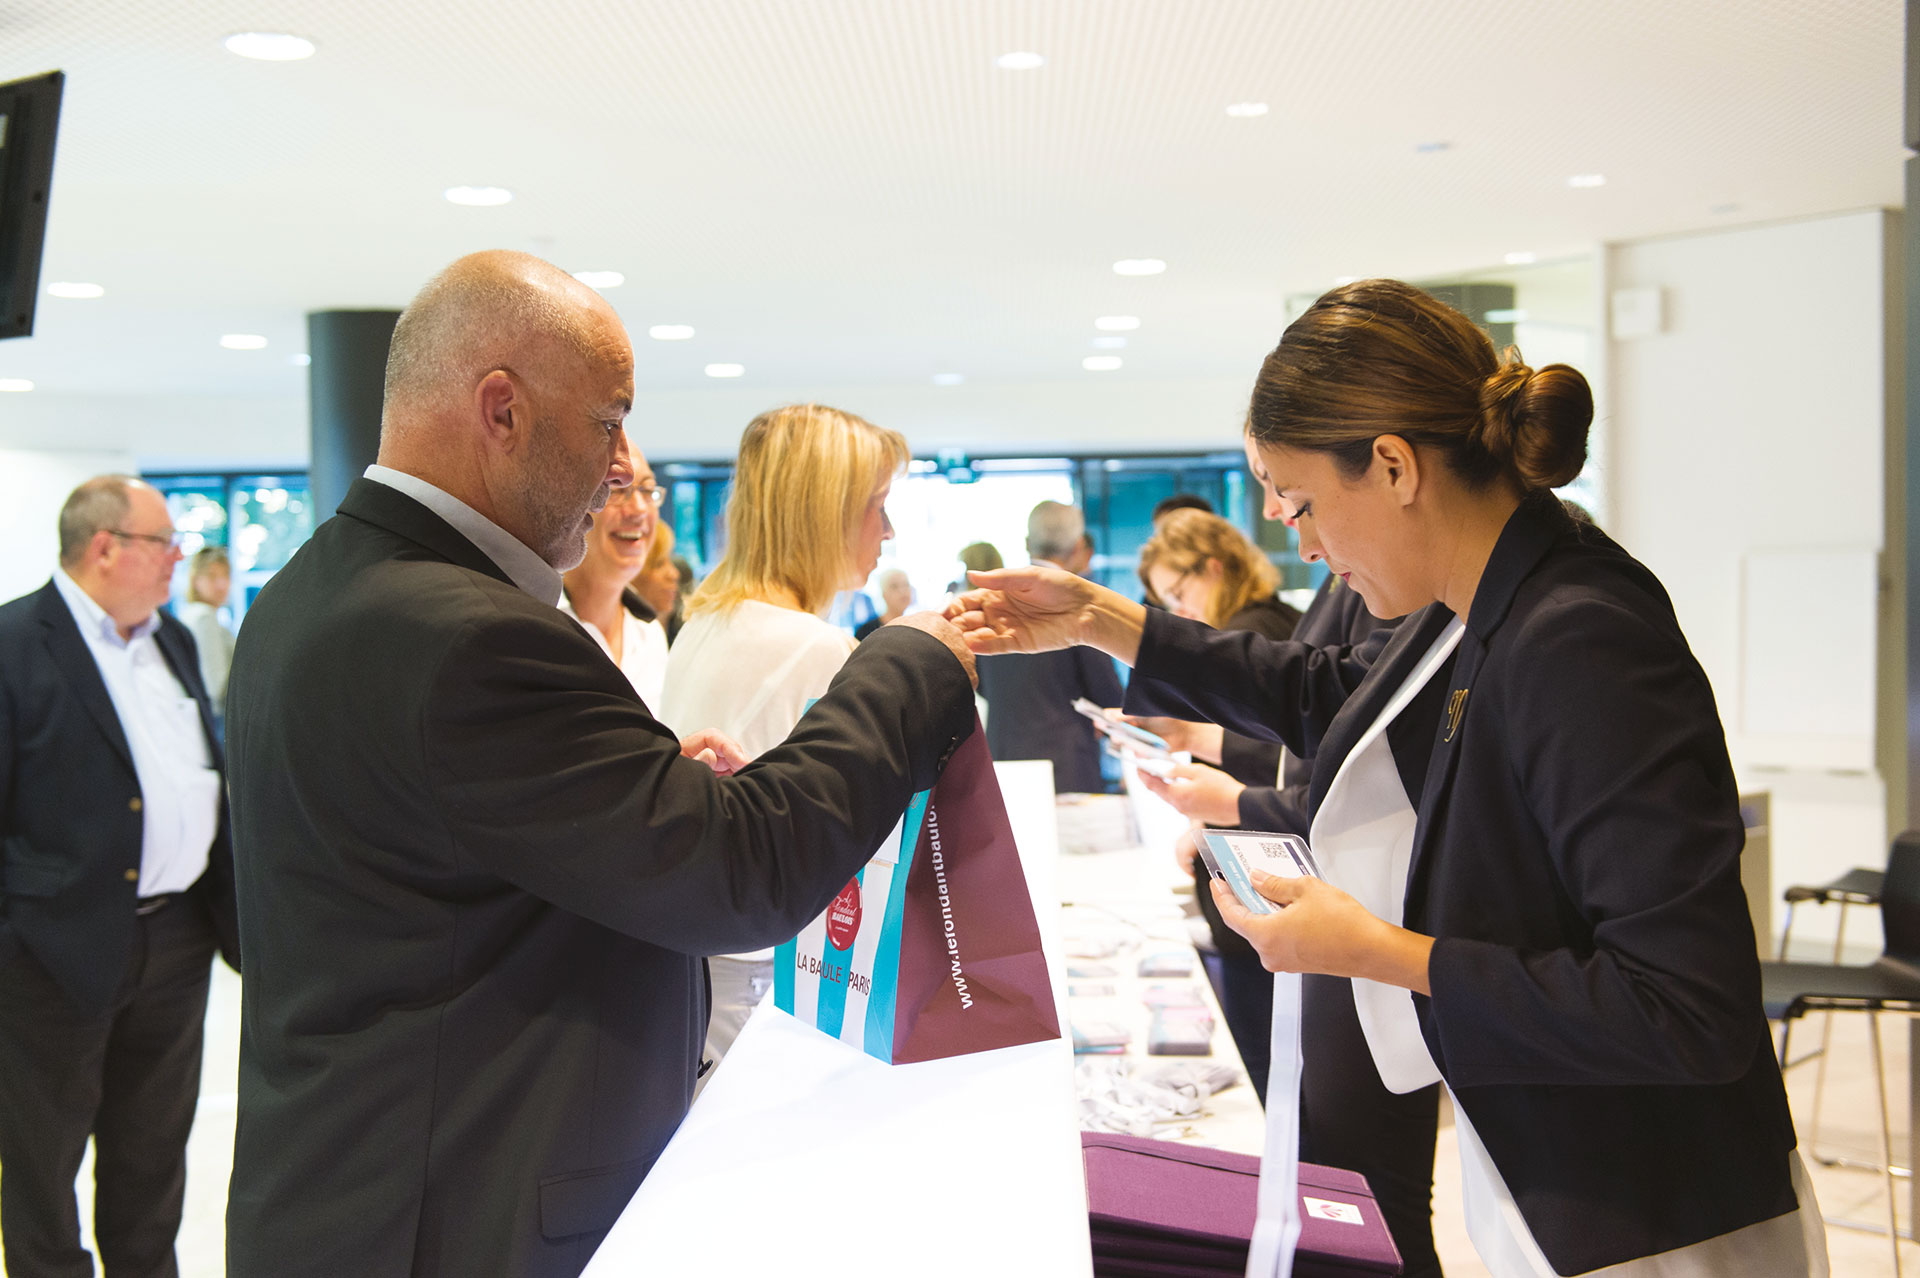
left=1195, top=830, right=1320, bottom=915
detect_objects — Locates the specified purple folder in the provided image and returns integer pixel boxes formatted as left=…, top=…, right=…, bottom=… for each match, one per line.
left=1081, top=1132, right=1402, bottom=1276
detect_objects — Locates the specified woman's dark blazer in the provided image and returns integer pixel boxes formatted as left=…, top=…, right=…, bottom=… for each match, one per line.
left=1123, top=491, right=1796, bottom=1276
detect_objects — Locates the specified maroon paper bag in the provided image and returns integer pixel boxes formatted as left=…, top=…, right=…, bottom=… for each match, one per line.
left=775, top=715, right=1062, bottom=1063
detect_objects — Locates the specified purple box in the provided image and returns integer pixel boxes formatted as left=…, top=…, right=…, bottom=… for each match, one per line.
left=1081, top=1132, right=1402, bottom=1275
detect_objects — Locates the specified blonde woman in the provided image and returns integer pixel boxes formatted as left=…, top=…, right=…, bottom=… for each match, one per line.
left=1138, top=508, right=1299, bottom=636
left=179, top=546, right=236, bottom=718
left=659, top=403, right=908, bottom=1073
left=632, top=520, right=681, bottom=636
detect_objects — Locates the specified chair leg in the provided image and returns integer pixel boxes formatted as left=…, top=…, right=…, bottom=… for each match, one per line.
left=1868, top=1011, right=1903, bottom=1278
left=1805, top=903, right=1855, bottom=1163
left=1779, top=900, right=1797, bottom=961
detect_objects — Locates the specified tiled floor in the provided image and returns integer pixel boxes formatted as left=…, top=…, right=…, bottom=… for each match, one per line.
left=49, top=965, right=1920, bottom=1276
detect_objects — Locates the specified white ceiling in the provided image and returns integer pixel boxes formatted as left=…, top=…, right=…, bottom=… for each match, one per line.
left=0, top=0, right=1904, bottom=418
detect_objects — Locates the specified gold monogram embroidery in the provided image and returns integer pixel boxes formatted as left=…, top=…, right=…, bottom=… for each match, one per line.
left=1444, top=688, right=1469, bottom=742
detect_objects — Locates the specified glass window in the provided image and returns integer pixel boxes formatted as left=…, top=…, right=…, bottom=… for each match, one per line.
left=147, top=472, right=314, bottom=626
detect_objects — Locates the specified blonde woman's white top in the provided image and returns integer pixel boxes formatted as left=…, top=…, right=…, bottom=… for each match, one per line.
left=660, top=599, right=858, bottom=961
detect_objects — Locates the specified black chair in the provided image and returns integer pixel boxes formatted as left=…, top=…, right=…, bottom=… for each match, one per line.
left=1781, top=867, right=1886, bottom=962
left=1777, top=865, right=1888, bottom=1160
left=1763, top=831, right=1920, bottom=1276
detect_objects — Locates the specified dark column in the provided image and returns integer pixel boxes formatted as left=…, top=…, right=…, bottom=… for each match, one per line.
left=307, top=310, right=400, bottom=520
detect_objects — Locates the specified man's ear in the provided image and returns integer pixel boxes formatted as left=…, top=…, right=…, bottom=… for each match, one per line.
left=86, top=529, right=116, bottom=569
left=1372, top=434, right=1422, bottom=508
left=475, top=370, right=522, bottom=452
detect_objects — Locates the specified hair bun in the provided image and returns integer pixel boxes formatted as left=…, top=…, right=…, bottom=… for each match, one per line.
left=1476, top=355, right=1591, bottom=490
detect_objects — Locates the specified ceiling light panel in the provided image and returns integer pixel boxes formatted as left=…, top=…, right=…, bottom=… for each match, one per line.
left=444, top=186, right=513, bottom=206
left=223, top=32, right=316, bottom=61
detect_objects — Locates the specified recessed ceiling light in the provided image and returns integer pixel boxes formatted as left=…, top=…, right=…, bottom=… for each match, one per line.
left=705, top=363, right=745, bottom=378
left=444, top=186, right=513, bottom=207
left=0, top=378, right=33, bottom=392
left=1083, top=356, right=1123, bottom=372
left=570, top=270, right=624, bottom=289
left=223, top=32, right=316, bottom=61
left=220, top=334, right=268, bottom=350
left=46, top=281, right=104, bottom=299
left=994, top=51, right=1045, bottom=70
left=1414, top=140, right=1452, bottom=154
left=648, top=324, right=695, bottom=341
left=1503, top=251, right=1537, bottom=266
left=291, top=353, right=312, bottom=366
left=1567, top=173, right=1606, bottom=188
left=1485, top=308, right=1528, bottom=324
left=1225, top=102, right=1269, bottom=118
left=1091, top=336, right=1127, bottom=349
left=1112, top=259, right=1165, bottom=277
left=1332, top=276, right=1359, bottom=286
left=1094, top=315, right=1140, bottom=331
left=932, top=373, right=966, bottom=386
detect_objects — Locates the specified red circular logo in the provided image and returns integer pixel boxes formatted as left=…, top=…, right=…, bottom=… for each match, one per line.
left=824, top=878, right=863, bottom=951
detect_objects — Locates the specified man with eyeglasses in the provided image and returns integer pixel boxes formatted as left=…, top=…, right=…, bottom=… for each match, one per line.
left=0, top=474, right=241, bottom=1278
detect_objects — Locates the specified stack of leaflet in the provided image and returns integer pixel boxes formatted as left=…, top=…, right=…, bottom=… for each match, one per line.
left=1080, top=1132, right=1402, bottom=1276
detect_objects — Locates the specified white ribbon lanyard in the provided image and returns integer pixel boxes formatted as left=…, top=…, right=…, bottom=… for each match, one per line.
left=1246, top=617, right=1465, bottom=1278
left=1246, top=971, right=1305, bottom=1277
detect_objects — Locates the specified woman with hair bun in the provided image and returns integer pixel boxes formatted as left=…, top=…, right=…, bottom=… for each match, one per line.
left=950, top=280, right=1821, bottom=1276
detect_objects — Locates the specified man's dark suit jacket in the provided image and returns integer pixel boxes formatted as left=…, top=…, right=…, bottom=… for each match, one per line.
left=0, top=581, right=239, bottom=1017
left=223, top=479, right=975, bottom=1278
left=977, top=646, right=1123, bottom=793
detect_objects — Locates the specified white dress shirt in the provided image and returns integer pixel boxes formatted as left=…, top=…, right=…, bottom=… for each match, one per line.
left=363, top=465, right=564, bottom=605
left=52, top=569, right=220, bottom=898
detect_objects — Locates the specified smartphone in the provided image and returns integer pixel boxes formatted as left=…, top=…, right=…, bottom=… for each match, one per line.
left=1071, top=698, right=1172, bottom=758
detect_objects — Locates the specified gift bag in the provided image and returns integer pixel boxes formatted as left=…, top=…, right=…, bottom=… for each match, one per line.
left=774, top=715, right=1060, bottom=1063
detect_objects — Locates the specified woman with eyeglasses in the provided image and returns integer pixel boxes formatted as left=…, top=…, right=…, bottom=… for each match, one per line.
left=559, top=448, right=671, bottom=708
left=660, top=403, right=905, bottom=1076
left=950, top=280, right=1821, bottom=1276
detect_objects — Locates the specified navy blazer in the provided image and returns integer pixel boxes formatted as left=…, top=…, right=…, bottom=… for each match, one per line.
left=1124, top=492, right=1796, bottom=1274
left=0, top=580, right=240, bottom=1016
left=224, top=480, right=975, bottom=1278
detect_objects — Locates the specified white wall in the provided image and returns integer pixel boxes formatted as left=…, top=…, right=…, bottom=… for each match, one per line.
left=0, top=448, right=140, bottom=604
left=1605, top=208, right=1902, bottom=955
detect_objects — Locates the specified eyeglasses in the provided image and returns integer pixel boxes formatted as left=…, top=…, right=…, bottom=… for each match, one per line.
left=610, top=485, right=667, bottom=508
left=107, top=528, right=184, bottom=550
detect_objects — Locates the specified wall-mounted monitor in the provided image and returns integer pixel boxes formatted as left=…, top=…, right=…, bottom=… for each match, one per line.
left=0, top=70, right=65, bottom=341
